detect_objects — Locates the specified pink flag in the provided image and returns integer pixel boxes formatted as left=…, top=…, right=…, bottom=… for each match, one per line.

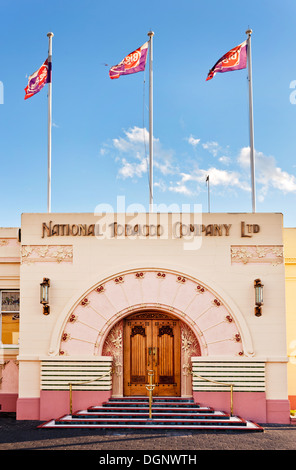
left=24, top=59, right=49, bottom=100
left=109, top=42, right=148, bottom=79
left=206, top=41, right=247, bottom=81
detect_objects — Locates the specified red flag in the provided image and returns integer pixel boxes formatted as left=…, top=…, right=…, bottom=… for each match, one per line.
left=206, top=41, right=247, bottom=81
left=109, top=42, right=148, bottom=79
left=24, top=59, right=49, bottom=100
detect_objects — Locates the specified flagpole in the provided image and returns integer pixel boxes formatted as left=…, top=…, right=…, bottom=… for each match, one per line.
left=246, top=29, right=256, bottom=213
left=148, top=31, right=154, bottom=212
left=47, top=32, right=54, bottom=213
left=206, top=176, right=210, bottom=213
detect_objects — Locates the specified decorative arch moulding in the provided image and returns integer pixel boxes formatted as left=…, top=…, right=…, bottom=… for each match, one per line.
left=231, top=245, right=283, bottom=265
left=49, top=268, right=254, bottom=359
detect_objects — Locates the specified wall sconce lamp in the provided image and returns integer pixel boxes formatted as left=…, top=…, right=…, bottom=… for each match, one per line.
left=40, top=278, right=50, bottom=315
left=254, top=278, right=263, bottom=317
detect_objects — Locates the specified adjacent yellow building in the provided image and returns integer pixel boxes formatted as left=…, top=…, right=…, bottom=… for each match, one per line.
left=283, top=228, right=296, bottom=410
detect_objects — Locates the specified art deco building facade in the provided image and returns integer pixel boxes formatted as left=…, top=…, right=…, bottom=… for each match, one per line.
left=0, top=212, right=292, bottom=424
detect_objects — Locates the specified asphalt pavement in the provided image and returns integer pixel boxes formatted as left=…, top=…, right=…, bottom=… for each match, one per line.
left=0, top=413, right=295, bottom=459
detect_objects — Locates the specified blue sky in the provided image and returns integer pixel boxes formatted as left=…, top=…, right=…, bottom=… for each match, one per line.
left=1, top=0, right=296, bottom=227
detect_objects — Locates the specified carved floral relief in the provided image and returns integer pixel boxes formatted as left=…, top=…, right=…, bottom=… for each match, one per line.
left=231, top=245, right=283, bottom=265
left=0, top=238, right=20, bottom=247
left=21, top=245, right=73, bottom=264
left=102, top=321, right=123, bottom=376
left=181, top=322, right=201, bottom=377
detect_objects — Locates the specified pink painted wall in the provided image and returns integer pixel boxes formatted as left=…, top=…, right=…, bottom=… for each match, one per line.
left=17, top=390, right=112, bottom=421
left=193, top=391, right=291, bottom=424
left=17, top=391, right=291, bottom=423
left=16, top=398, right=40, bottom=420
left=1, top=360, right=19, bottom=394
left=0, top=359, right=19, bottom=412
left=0, top=393, right=18, bottom=412
left=266, top=399, right=291, bottom=424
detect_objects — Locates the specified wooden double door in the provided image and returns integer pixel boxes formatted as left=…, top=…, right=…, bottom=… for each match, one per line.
left=123, top=313, right=181, bottom=396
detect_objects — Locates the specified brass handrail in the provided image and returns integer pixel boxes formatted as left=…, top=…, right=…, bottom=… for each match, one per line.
left=145, top=370, right=156, bottom=419
left=191, top=371, right=234, bottom=416
left=68, top=368, right=112, bottom=414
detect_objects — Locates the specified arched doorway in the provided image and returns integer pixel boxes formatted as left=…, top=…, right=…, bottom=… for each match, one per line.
left=102, top=308, right=201, bottom=398
left=123, top=311, right=181, bottom=397
left=55, top=268, right=252, bottom=360
left=54, top=268, right=253, bottom=398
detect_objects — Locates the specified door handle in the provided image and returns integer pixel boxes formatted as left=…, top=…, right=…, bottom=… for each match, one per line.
left=153, top=347, right=158, bottom=366
left=147, top=347, right=152, bottom=366
left=148, top=347, right=158, bottom=366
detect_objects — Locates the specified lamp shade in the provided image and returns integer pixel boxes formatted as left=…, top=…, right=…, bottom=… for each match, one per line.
left=40, top=278, right=50, bottom=304
left=254, top=279, right=263, bottom=306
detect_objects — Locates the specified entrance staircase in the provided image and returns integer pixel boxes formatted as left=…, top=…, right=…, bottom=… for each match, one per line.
left=39, top=397, right=263, bottom=431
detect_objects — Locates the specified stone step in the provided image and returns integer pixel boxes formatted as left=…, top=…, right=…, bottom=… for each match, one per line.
left=88, top=405, right=215, bottom=414
left=38, top=396, right=264, bottom=432
left=55, top=416, right=246, bottom=426
left=74, top=410, right=228, bottom=420
left=40, top=418, right=263, bottom=431
left=108, top=396, right=194, bottom=402
left=99, top=401, right=203, bottom=409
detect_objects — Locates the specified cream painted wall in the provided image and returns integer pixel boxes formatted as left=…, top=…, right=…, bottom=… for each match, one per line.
left=0, top=228, right=20, bottom=397
left=0, top=227, right=20, bottom=289
left=17, top=212, right=288, bottom=401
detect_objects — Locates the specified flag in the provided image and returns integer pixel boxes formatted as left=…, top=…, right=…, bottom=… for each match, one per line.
left=206, top=41, right=247, bottom=81
left=24, top=59, right=49, bottom=100
left=109, top=42, right=148, bottom=79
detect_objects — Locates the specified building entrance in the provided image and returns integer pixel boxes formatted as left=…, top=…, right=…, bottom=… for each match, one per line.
left=123, top=312, right=181, bottom=396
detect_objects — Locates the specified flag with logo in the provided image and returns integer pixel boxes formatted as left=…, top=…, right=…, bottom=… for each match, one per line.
left=109, top=42, right=148, bottom=79
left=24, top=59, right=49, bottom=99
left=206, top=41, right=247, bottom=81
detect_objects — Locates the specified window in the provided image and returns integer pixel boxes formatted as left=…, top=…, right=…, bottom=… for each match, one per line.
left=0, top=290, right=20, bottom=345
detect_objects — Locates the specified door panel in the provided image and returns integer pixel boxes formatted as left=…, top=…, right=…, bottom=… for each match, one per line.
left=130, top=323, right=148, bottom=384
left=124, top=315, right=180, bottom=396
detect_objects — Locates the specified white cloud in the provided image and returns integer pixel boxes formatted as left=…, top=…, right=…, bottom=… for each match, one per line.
left=100, top=130, right=296, bottom=202
left=238, top=146, right=296, bottom=200
left=219, top=156, right=231, bottom=165
left=154, top=159, right=176, bottom=176
left=113, top=127, right=150, bottom=153
left=169, top=182, right=193, bottom=196
left=184, top=168, right=246, bottom=188
left=118, top=157, right=148, bottom=179
left=187, top=135, right=200, bottom=147
left=154, top=180, right=167, bottom=192
left=202, top=141, right=220, bottom=156
left=102, top=126, right=176, bottom=180
left=203, top=167, right=248, bottom=189
left=167, top=167, right=249, bottom=197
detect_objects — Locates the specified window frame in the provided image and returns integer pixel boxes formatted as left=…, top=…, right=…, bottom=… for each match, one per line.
left=0, top=289, right=20, bottom=347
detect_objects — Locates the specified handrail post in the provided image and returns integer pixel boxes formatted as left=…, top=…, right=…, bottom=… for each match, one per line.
left=149, top=383, right=153, bottom=419
left=69, top=383, right=72, bottom=414
left=68, top=368, right=112, bottom=416
left=230, top=384, right=233, bottom=416
left=191, top=371, right=234, bottom=417
left=146, top=370, right=155, bottom=420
